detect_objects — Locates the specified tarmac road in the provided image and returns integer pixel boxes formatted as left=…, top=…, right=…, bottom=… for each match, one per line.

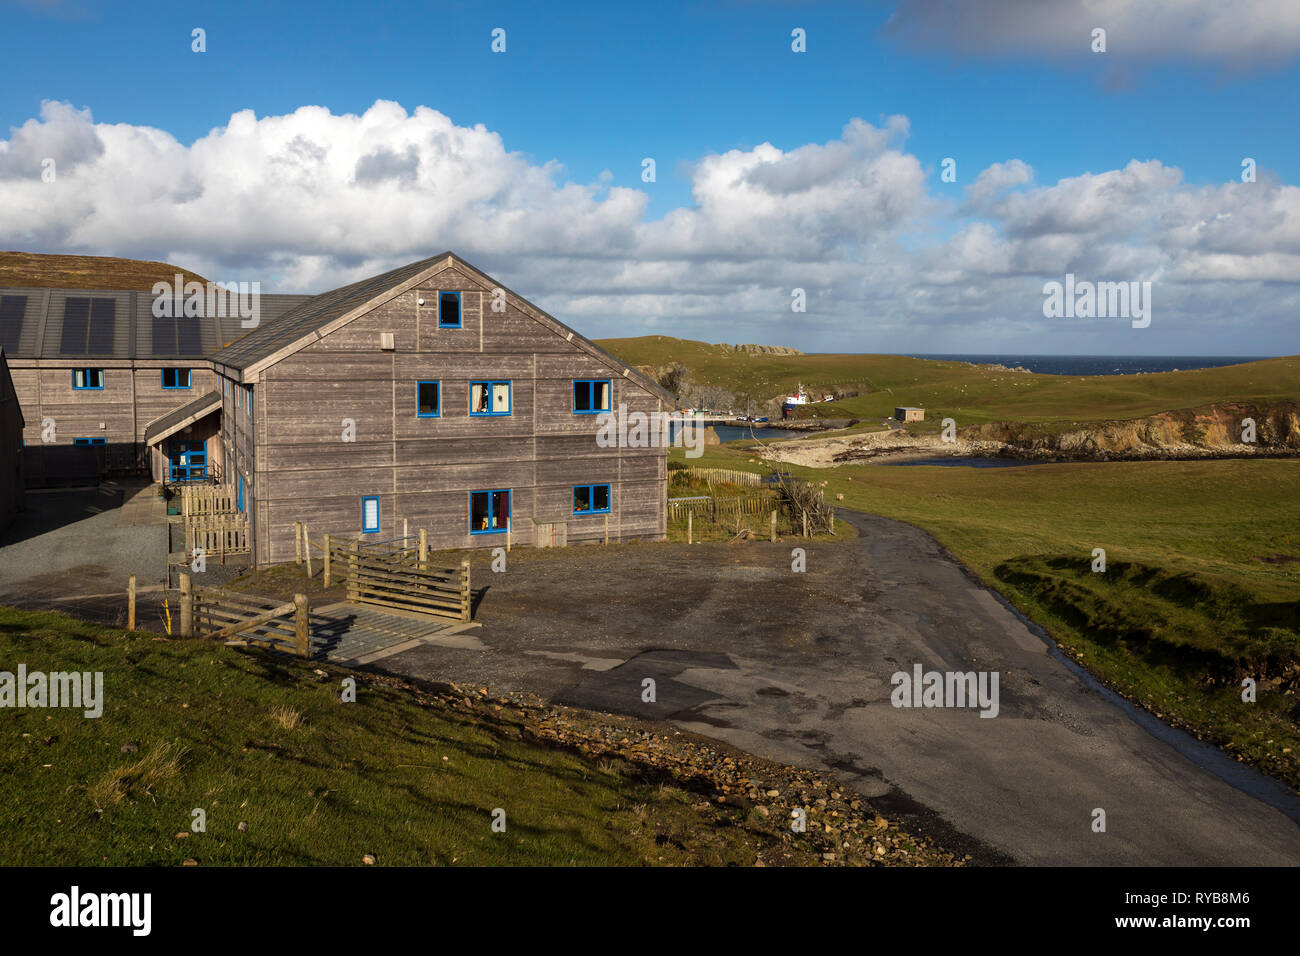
left=376, top=511, right=1300, bottom=865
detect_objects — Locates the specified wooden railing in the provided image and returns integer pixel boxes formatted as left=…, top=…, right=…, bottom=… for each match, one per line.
left=184, top=515, right=250, bottom=558
left=180, top=484, right=239, bottom=518
left=668, top=492, right=780, bottom=522
left=294, top=522, right=472, bottom=622
left=671, top=466, right=765, bottom=487
left=178, top=573, right=310, bottom=657
left=345, top=544, right=471, bottom=622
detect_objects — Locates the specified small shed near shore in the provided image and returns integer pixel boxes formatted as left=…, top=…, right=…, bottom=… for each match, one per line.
left=894, top=406, right=925, bottom=423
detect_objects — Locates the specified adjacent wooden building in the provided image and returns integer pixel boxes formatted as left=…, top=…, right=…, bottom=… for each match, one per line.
left=0, top=347, right=24, bottom=534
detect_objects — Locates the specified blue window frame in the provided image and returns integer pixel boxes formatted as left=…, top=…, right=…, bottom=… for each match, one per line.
left=362, top=495, right=380, bottom=534
left=73, top=437, right=107, bottom=446
left=72, top=368, right=104, bottom=390
left=167, top=440, right=207, bottom=481
left=161, top=368, right=192, bottom=389
left=470, top=489, right=511, bottom=535
left=438, top=291, right=461, bottom=328
left=236, top=475, right=244, bottom=513
left=470, top=380, right=511, bottom=416
left=573, top=483, right=611, bottom=515
left=416, top=380, right=441, bottom=417
left=573, top=379, right=611, bottom=414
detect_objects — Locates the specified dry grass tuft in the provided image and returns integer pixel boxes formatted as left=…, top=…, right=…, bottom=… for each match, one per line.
left=88, top=741, right=188, bottom=808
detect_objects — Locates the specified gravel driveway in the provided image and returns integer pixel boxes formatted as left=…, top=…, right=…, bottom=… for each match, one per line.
left=375, top=510, right=1300, bottom=866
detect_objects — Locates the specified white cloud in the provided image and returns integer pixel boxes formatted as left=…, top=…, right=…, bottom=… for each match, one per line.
left=0, top=99, right=1296, bottom=355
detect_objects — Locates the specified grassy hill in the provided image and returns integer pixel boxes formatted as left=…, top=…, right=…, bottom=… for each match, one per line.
left=597, top=335, right=1300, bottom=426
left=0, top=251, right=207, bottom=290
left=0, top=605, right=961, bottom=866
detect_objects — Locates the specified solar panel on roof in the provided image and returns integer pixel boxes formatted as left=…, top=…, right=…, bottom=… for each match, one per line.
left=60, top=297, right=90, bottom=354
left=151, top=314, right=177, bottom=354
left=0, top=295, right=27, bottom=353
left=87, top=297, right=116, bottom=353
left=176, top=316, right=203, bottom=354
left=59, top=296, right=117, bottom=354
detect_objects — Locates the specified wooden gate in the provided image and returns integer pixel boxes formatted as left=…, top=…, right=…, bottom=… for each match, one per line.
left=345, top=544, right=471, bottom=622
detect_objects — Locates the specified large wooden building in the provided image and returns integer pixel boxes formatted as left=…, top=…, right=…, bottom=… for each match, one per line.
left=210, top=253, right=672, bottom=563
left=1, top=254, right=672, bottom=562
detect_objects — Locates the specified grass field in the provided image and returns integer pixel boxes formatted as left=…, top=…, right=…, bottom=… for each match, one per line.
left=2, top=605, right=911, bottom=866
left=675, top=442, right=1300, bottom=788
left=599, top=335, right=1300, bottom=426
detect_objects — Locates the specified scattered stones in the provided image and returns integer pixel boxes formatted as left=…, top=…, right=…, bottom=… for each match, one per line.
left=362, top=853, right=377, bottom=865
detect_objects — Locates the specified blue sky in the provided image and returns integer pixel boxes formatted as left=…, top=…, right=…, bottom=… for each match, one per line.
left=1, top=0, right=1297, bottom=355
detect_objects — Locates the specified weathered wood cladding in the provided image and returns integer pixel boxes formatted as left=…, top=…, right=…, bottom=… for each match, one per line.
left=252, top=260, right=668, bottom=563
left=8, top=360, right=217, bottom=450
left=0, top=352, right=23, bottom=532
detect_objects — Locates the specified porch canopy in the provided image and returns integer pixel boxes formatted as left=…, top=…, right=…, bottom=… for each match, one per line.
left=143, top=390, right=222, bottom=446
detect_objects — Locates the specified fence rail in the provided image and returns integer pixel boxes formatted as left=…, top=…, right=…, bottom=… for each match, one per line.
left=294, top=523, right=472, bottom=622
left=345, top=546, right=472, bottom=622
left=672, top=466, right=765, bottom=488
left=180, top=574, right=310, bottom=657
left=179, top=485, right=239, bottom=518
left=185, top=515, right=250, bottom=557
left=667, top=492, right=780, bottom=522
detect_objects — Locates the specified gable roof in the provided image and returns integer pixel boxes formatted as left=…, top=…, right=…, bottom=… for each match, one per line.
left=0, top=287, right=311, bottom=360
left=209, top=256, right=446, bottom=370
left=211, top=252, right=676, bottom=405
left=143, top=390, right=222, bottom=445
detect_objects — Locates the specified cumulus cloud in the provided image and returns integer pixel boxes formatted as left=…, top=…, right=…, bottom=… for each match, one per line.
left=0, top=98, right=1296, bottom=354
left=882, top=0, right=1300, bottom=66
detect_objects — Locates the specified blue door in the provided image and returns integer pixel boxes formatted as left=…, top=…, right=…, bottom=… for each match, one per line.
left=168, top=440, right=207, bottom=481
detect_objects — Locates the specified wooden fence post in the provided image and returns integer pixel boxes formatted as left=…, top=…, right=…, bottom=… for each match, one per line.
left=688, top=511, right=693, bottom=545
left=770, top=510, right=777, bottom=542
left=830, top=508, right=835, bottom=534
left=179, top=573, right=193, bottom=638
left=403, top=517, right=409, bottom=543
left=295, top=521, right=302, bottom=564
left=127, top=574, right=136, bottom=631
left=604, top=514, right=609, bottom=545
left=294, top=593, right=309, bottom=657
left=460, top=559, right=471, bottom=622
left=348, top=540, right=358, bottom=602
left=303, top=523, right=313, bottom=579
left=419, top=529, right=428, bottom=569
left=506, top=517, right=512, bottom=553
left=323, top=533, right=331, bottom=588
left=803, top=511, right=809, bottom=538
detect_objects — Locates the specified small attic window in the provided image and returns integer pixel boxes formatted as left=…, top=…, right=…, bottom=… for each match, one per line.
left=438, top=292, right=461, bottom=328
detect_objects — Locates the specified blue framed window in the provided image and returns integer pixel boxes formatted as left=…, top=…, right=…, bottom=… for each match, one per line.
left=573, top=379, right=611, bottom=414
left=236, top=475, right=244, bottom=513
left=470, top=381, right=511, bottom=416
left=470, top=489, right=511, bottom=535
left=573, top=483, right=611, bottom=515
left=438, top=291, right=461, bottom=328
left=243, top=386, right=253, bottom=416
left=362, top=495, right=380, bottom=534
left=167, top=440, right=207, bottom=481
left=72, top=368, right=104, bottom=390
left=417, top=380, right=441, bottom=417
left=73, top=437, right=107, bottom=446
left=162, top=368, right=192, bottom=389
